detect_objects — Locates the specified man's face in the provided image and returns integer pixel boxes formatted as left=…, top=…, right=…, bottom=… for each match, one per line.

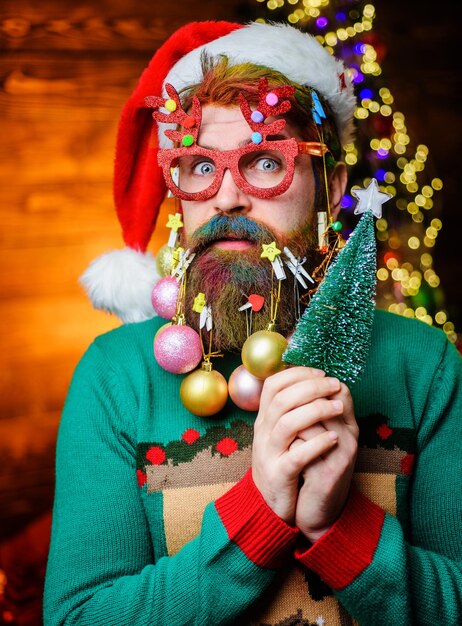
left=181, top=104, right=316, bottom=243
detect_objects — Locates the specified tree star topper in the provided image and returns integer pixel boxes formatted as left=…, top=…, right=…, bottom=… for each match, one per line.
left=352, top=178, right=392, bottom=219
left=260, top=241, right=281, bottom=263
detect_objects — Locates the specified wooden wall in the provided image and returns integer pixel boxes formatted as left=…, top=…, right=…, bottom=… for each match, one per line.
left=0, top=0, right=243, bottom=539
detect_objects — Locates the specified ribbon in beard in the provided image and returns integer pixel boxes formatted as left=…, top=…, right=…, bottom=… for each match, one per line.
left=184, top=215, right=315, bottom=353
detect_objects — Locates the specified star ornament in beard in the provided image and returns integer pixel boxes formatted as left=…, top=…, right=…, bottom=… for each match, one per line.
left=352, top=177, right=392, bottom=219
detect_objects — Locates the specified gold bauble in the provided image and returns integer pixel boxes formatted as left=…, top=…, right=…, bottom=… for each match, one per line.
left=241, top=330, right=288, bottom=380
left=180, top=365, right=228, bottom=417
left=156, top=244, right=175, bottom=277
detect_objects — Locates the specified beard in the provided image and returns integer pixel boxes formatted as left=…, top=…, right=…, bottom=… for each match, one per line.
left=183, top=214, right=318, bottom=353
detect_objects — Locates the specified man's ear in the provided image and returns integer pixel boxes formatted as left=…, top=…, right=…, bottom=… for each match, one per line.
left=329, top=162, right=348, bottom=220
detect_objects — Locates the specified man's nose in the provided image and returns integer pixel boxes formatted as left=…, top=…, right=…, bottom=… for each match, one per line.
left=213, top=169, right=251, bottom=215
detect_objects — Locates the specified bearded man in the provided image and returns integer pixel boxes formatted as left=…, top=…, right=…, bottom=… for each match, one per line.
left=44, top=22, right=462, bottom=626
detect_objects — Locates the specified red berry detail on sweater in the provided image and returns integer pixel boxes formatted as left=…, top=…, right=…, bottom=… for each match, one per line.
left=146, top=446, right=167, bottom=465
left=216, top=438, right=238, bottom=456
left=376, top=423, right=393, bottom=440
left=136, top=469, right=147, bottom=487
left=182, top=429, right=201, bottom=444
left=400, top=453, right=415, bottom=476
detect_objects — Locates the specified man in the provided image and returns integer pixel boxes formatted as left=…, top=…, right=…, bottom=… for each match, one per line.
left=44, top=21, right=462, bottom=625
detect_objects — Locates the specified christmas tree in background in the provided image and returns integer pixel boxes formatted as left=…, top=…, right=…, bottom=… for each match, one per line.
left=252, top=0, right=458, bottom=345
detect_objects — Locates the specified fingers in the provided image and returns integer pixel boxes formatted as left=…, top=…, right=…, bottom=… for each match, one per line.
left=267, top=398, right=342, bottom=451
left=282, top=430, right=338, bottom=478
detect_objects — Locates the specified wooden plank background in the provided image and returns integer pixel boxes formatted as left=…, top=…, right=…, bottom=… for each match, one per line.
left=0, top=0, right=460, bottom=542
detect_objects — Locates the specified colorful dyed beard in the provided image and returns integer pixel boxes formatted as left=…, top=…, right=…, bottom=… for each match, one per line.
left=184, top=214, right=317, bottom=352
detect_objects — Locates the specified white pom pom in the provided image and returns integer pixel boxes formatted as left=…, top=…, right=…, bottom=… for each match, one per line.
left=80, top=247, right=160, bottom=324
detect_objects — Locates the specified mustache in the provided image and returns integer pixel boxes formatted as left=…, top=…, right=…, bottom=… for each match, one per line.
left=187, top=215, right=278, bottom=253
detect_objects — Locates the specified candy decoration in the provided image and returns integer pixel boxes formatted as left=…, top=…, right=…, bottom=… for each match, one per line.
left=331, top=220, right=342, bottom=232
left=154, top=324, right=202, bottom=374
left=251, top=132, right=263, bottom=144
left=165, top=99, right=177, bottom=112
left=155, top=243, right=175, bottom=276
left=182, top=135, right=194, bottom=147
left=228, top=365, right=264, bottom=411
left=151, top=276, right=180, bottom=320
left=241, top=330, right=288, bottom=380
left=180, top=362, right=228, bottom=417
left=251, top=110, right=264, bottom=123
left=265, top=92, right=279, bottom=106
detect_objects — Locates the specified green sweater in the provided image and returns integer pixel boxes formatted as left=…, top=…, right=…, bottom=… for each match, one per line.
left=44, top=310, right=462, bottom=625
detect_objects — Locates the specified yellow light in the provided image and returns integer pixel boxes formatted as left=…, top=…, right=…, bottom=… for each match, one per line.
left=422, top=315, right=433, bottom=326
left=407, top=202, right=418, bottom=214
left=420, top=253, right=433, bottom=267
left=364, top=48, right=377, bottom=61
left=337, top=28, right=348, bottom=40
left=417, top=144, right=429, bottom=155
left=428, top=275, right=440, bottom=288
left=362, top=19, right=372, bottom=30
left=397, top=157, right=407, bottom=169
left=355, top=107, right=369, bottom=119
left=345, top=153, right=357, bottom=165
left=432, top=178, right=443, bottom=190
left=354, top=22, right=364, bottom=33
left=412, top=211, right=424, bottom=223
left=389, top=235, right=401, bottom=249
left=363, top=4, right=375, bottom=18
left=325, top=32, right=337, bottom=46
left=380, top=105, right=392, bottom=116
left=407, top=182, right=418, bottom=193
left=369, top=101, right=380, bottom=112
left=415, top=307, right=427, bottom=318
left=424, top=198, right=433, bottom=210
left=386, top=257, right=399, bottom=270
left=380, top=138, right=392, bottom=150
left=409, top=277, right=421, bottom=289
left=424, top=236, right=435, bottom=248
left=415, top=195, right=426, bottom=207
left=388, top=303, right=398, bottom=313
left=447, top=332, right=457, bottom=344
left=346, top=26, right=355, bottom=37
left=422, top=185, right=433, bottom=198
left=386, top=185, right=396, bottom=196
left=403, top=308, right=415, bottom=318
left=408, top=236, right=420, bottom=250
left=426, top=226, right=438, bottom=239
left=288, top=0, right=298, bottom=3
left=431, top=218, right=442, bottom=230
left=267, top=0, right=278, bottom=9
left=376, top=218, right=388, bottom=232
left=394, top=144, right=406, bottom=154
left=288, top=14, right=299, bottom=23
left=377, top=268, right=389, bottom=281
left=295, top=8, right=305, bottom=18
left=325, top=46, right=334, bottom=55
left=385, top=172, right=395, bottom=183
left=435, top=311, right=447, bottom=325
left=370, top=138, right=380, bottom=150
left=443, top=322, right=455, bottom=332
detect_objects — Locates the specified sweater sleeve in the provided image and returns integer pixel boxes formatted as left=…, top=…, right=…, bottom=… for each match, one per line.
left=44, top=342, right=298, bottom=626
left=295, top=337, right=462, bottom=625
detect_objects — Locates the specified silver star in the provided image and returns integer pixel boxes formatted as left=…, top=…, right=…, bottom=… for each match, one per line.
left=352, top=178, right=392, bottom=219
left=316, top=617, right=325, bottom=626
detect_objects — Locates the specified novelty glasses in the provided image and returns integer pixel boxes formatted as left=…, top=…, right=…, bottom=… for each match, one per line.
left=157, top=139, right=328, bottom=201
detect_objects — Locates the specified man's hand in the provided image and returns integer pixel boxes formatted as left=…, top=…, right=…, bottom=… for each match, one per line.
left=293, top=381, right=359, bottom=542
left=251, top=367, right=345, bottom=525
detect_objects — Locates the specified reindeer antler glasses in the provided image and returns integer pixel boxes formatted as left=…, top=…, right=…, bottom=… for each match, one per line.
left=146, top=78, right=330, bottom=202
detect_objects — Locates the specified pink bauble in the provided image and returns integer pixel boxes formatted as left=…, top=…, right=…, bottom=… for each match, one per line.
left=151, top=276, right=180, bottom=320
left=154, top=324, right=202, bottom=374
left=228, top=365, right=264, bottom=411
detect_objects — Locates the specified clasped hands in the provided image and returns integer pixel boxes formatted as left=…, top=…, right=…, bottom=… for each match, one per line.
left=252, top=366, right=359, bottom=543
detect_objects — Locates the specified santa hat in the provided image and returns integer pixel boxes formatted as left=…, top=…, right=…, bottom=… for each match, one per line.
left=81, top=21, right=356, bottom=324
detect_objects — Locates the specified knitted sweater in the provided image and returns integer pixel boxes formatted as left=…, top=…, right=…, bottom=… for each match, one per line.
left=44, top=310, right=462, bottom=625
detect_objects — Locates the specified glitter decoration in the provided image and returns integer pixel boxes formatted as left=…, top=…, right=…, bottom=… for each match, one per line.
left=283, top=210, right=377, bottom=385
left=154, top=324, right=202, bottom=374
left=151, top=276, right=180, bottom=320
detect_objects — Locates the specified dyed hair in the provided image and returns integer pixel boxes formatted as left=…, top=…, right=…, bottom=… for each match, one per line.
left=181, top=54, right=342, bottom=161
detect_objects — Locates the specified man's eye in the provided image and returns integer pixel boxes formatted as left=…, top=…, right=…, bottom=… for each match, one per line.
left=254, top=157, right=280, bottom=172
left=193, top=161, right=216, bottom=176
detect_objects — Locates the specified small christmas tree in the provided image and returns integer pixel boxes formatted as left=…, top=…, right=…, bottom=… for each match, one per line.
left=284, top=179, right=391, bottom=385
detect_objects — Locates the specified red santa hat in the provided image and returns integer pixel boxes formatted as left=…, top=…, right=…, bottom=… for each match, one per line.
left=81, top=21, right=356, bottom=323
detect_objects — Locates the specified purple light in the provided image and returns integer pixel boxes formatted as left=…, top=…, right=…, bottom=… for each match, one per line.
left=352, top=71, right=364, bottom=84
left=375, top=168, right=386, bottom=181
left=341, top=194, right=353, bottom=209
left=353, top=42, right=366, bottom=54
left=316, top=16, right=328, bottom=28
left=360, top=88, right=373, bottom=100
left=336, top=12, right=347, bottom=22
left=377, top=149, right=389, bottom=160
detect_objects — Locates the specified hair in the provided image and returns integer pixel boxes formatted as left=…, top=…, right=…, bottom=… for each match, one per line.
left=181, top=54, right=342, bottom=161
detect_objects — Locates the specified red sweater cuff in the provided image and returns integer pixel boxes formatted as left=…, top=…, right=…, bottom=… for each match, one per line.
left=215, top=468, right=299, bottom=569
left=295, top=486, right=385, bottom=589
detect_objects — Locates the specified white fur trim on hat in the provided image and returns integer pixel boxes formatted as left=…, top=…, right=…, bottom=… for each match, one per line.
left=80, top=248, right=160, bottom=324
left=159, top=22, right=356, bottom=149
